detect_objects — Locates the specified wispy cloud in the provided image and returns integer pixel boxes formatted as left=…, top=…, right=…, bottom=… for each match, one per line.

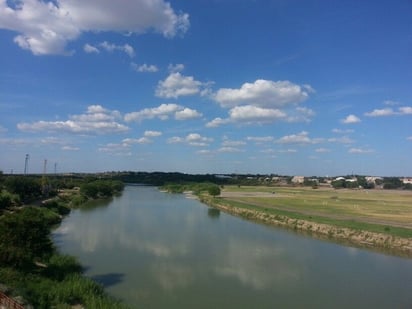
left=364, top=106, right=412, bottom=117
left=332, top=128, right=354, bottom=134
left=315, top=148, right=331, bottom=153
left=348, top=148, right=374, bottom=154
left=131, top=63, right=159, bottom=73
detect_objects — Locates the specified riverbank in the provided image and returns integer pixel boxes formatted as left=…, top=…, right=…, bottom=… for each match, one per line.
left=199, top=195, right=412, bottom=258
left=0, top=180, right=129, bottom=308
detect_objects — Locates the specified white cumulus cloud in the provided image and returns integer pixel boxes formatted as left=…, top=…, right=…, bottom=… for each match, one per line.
left=341, top=114, right=361, bottom=124
left=155, top=72, right=207, bottom=99
left=175, top=108, right=202, bottom=120
left=364, top=108, right=395, bottom=117
left=17, top=105, right=128, bottom=134
left=399, top=106, right=412, bottom=114
left=230, top=105, right=286, bottom=121
left=276, top=131, right=323, bottom=145
left=124, top=104, right=202, bottom=122
left=168, top=133, right=213, bottom=147
left=123, top=137, right=152, bottom=145
left=0, top=0, right=189, bottom=55
left=205, top=105, right=287, bottom=128
left=99, top=41, right=135, bottom=58
left=205, top=117, right=230, bottom=128
left=214, top=79, right=313, bottom=108
left=124, top=103, right=182, bottom=122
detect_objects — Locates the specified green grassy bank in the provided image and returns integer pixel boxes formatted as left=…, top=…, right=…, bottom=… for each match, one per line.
left=0, top=179, right=129, bottom=308
left=198, top=186, right=412, bottom=257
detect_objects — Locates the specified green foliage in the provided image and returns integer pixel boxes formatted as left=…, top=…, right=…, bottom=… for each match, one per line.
left=331, top=179, right=345, bottom=189
left=69, top=194, right=89, bottom=207
left=42, top=199, right=70, bottom=216
left=383, top=177, right=403, bottom=189
left=4, top=176, right=42, bottom=202
left=0, top=190, right=20, bottom=209
left=0, top=207, right=54, bottom=268
left=162, top=182, right=222, bottom=196
left=80, top=180, right=124, bottom=199
left=208, top=185, right=221, bottom=197
left=0, top=265, right=128, bottom=309
left=44, top=254, right=83, bottom=281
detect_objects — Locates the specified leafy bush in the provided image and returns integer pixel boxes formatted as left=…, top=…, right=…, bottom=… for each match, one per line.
left=4, top=176, right=42, bottom=202
left=208, top=185, right=221, bottom=197
left=0, top=190, right=20, bottom=209
left=0, top=207, right=54, bottom=268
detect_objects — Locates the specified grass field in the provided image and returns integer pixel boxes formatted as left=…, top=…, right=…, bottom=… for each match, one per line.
left=218, top=185, right=412, bottom=238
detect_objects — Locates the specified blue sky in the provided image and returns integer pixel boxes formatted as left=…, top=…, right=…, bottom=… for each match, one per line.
left=0, top=0, right=411, bottom=176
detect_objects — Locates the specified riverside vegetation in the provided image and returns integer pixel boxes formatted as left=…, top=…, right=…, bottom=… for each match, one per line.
left=0, top=174, right=128, bottom=308
left=163, top=182, right=412, bottom=257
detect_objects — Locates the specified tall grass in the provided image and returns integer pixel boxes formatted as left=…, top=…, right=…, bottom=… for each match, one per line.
left=0, top=253, right=129, bottom=308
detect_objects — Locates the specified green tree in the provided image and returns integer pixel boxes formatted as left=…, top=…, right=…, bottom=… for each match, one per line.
left=208, top=185, right=221, bottom=197
left=0, top=207, right=54, bottom=268
left=332, top=179, right=345, bottom=189
left=383, top=177, right=403, bottom=189
left=0, top=190, right=20, bottom=209
left=4, top=176, right=42, bottom=201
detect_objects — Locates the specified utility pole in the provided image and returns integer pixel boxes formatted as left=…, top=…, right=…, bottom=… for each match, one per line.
left=24, top=154, right=29, bottom=175
left=42, top=159, right=49, bottom=196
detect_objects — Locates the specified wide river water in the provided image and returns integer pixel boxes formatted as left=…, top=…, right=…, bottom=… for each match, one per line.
left=53, top=185, right=412, bottom=308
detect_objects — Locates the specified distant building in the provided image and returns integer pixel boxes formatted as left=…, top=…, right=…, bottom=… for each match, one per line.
left=291, top=176, right=305, bottom=184
left=402, top=178, right=412, bottom=184
left=365, top=176, right=383, bottom=184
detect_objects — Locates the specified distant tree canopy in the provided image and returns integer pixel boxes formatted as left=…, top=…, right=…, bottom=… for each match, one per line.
left=80, top=180, right=124, bottom=199
left=0, top=207, right=54, bottom=268
left=383, top=177, right=403, bottom=189
left=4, top=176, right=42, bottom=202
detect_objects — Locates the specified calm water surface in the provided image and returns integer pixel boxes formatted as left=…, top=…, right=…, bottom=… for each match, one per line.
left=53, top=186, right=412, bottom=308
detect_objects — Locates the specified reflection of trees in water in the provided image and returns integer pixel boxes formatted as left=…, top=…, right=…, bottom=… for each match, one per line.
left=208, top=208, right=220, bottom=218
left=91, top=273, right=125, bottom=288
left=79, top=198, right=113, bottom=212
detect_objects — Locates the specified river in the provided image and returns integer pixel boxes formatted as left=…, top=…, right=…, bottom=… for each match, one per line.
left=53, top=185, right=412, bottom=308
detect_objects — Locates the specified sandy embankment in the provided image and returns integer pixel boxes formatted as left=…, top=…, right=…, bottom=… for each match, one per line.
left=200, top=196, right=412, bottom=258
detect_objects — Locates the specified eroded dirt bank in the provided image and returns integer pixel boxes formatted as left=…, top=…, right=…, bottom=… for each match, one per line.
left=200, top=197, right=412, bottom=258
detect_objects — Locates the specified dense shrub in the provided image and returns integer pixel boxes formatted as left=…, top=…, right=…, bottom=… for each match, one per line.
left=0, top=207, right=54, bottom=268
left=80, top=180, right=124, bottom=199
left=4, top=176, right=42, bottom=202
